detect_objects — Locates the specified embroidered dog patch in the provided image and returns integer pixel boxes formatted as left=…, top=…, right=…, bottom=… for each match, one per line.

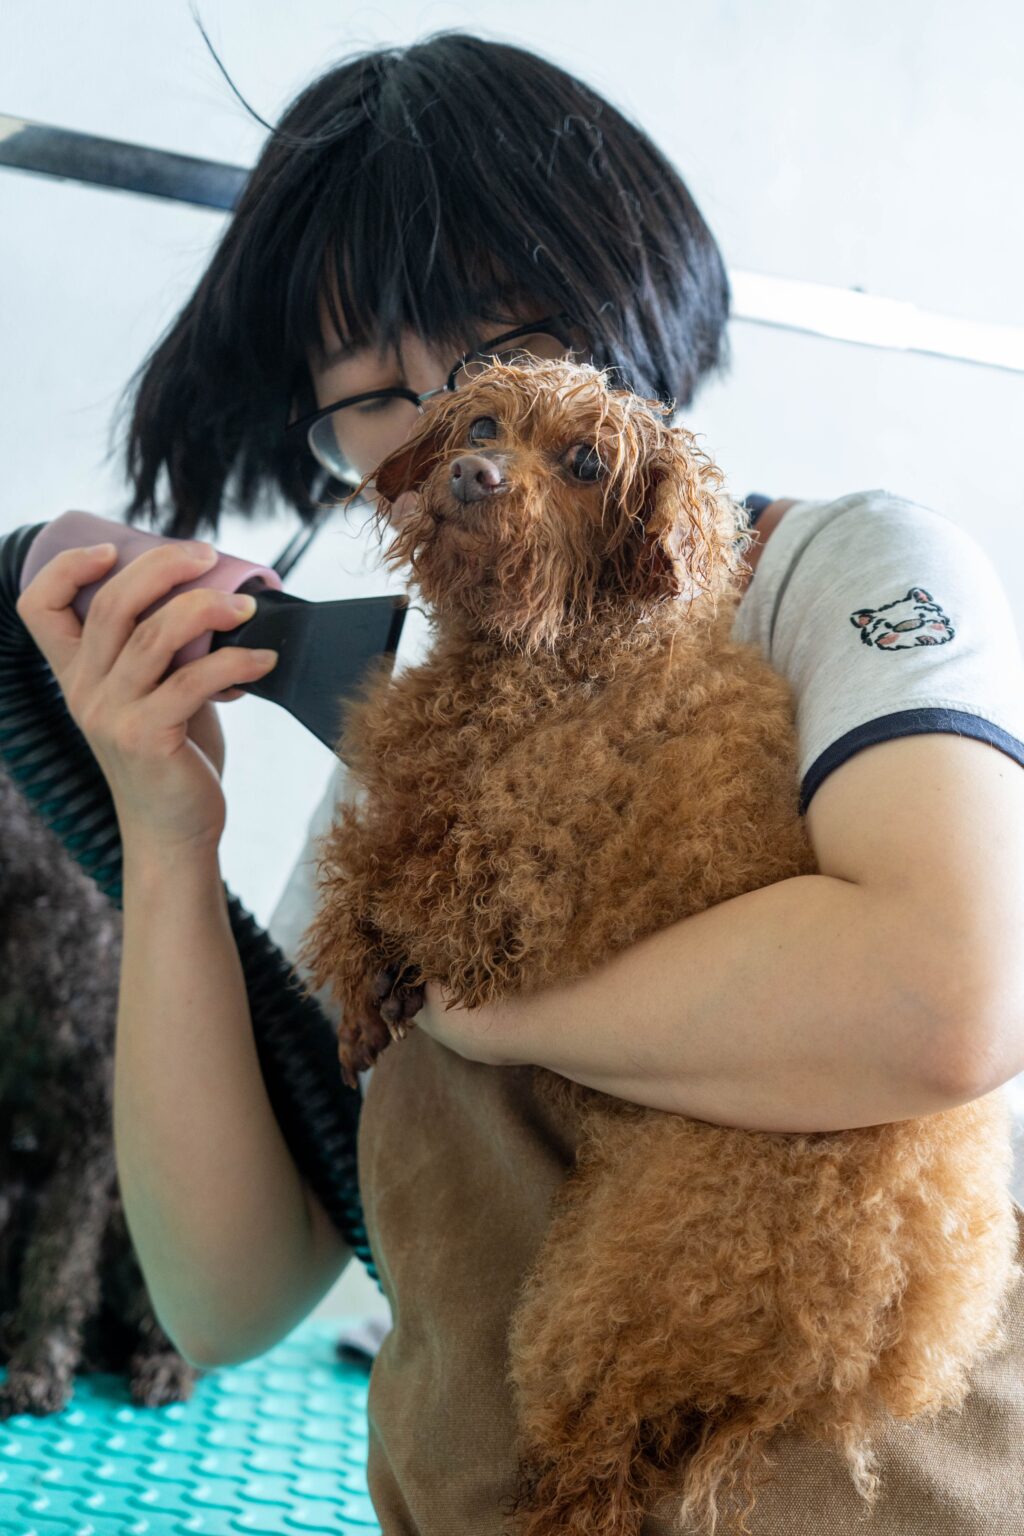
left=850, top=588, right=955, bottom=649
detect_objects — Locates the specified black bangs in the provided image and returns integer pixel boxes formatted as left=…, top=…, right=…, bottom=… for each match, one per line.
left=114, top=29, right=731, bottom=540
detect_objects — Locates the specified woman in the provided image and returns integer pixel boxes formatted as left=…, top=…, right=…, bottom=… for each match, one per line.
left=17, top=31, right=1024, bottom=1534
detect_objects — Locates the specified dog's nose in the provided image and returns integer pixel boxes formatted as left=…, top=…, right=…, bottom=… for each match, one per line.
left=450, top=454, right=507, bottom=505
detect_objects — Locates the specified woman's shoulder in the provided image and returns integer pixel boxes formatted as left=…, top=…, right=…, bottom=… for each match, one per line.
left=748, top=486, right=969, bottom=569
left=732, top=487, right=1003, bottom=652
left=731, top=487, right=1024, bottom=812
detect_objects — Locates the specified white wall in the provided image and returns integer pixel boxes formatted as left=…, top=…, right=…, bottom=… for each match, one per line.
left=2, top=1, right=1022, bottom=1324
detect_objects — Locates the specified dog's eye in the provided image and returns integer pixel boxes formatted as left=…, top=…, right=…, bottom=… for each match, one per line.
left=468, top=416, right=499, bottom=446
left=564, top=443, right=606, bottom=482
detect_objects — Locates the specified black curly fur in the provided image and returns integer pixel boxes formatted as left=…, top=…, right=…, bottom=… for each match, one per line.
left=0, top=761, right=201, bottom=1415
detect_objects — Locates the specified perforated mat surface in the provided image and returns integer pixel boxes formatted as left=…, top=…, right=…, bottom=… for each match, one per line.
left=0, top=1319, right=381, bottom=1534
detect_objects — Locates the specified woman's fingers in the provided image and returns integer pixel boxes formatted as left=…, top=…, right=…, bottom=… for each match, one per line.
left=14, top=530, right=279, bottom=850
left=12, top=530, right=279, bottom=853
left=15, top=542, right=120, bottom=677
left=21, top=538, right=270, bottom=710
left=16, top=537, right=218, bottom=685
left=74, top=540, right=219, bottom=682
left=135, top=644, right=278, bottom=737
left=104, top=586, right=268, bottom=705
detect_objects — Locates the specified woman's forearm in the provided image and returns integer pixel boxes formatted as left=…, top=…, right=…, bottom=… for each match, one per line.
left=489, top=874, right=976, bottom=1133
left=114, top=839, right=350, bottom=1367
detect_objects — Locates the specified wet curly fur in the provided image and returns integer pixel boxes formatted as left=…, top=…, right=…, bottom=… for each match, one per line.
left=0, top=761, right=201, bottom=1416
left=297, top=357, right=1021, bottom=1534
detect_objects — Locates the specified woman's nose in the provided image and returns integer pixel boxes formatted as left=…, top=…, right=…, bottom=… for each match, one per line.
left=450, top=454, right=507, bottom=504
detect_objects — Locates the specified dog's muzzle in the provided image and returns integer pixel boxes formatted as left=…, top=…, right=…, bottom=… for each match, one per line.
left=450, top=453, right=508, bottom=506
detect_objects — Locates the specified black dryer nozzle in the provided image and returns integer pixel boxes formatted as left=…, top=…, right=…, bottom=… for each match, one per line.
left=213, top=585, right=408, bottom=755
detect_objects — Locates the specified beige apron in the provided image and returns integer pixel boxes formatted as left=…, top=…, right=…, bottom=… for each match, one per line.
left=357, top=1028, right=1024, bottom=1535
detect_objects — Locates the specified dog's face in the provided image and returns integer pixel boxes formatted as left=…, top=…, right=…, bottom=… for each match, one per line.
left=357, top=357, right=741, bottom=653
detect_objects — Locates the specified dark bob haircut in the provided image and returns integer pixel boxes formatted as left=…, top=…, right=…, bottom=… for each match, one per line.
left=115, top=29, right=731, bottom=539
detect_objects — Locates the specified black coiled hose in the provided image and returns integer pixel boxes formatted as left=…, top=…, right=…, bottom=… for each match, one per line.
left=0, top=520, right=379, bottom=1289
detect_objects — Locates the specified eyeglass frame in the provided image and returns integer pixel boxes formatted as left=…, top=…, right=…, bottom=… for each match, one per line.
left=283, top=311, right=584, bottom=478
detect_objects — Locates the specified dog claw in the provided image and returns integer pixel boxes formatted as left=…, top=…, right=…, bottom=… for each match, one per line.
left=373, top=962, right=423, bottom=1046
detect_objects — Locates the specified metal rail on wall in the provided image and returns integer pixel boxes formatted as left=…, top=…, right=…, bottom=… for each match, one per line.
left=0, top=111, right=247, bottom=209
left=3, top=109, right=1023, bottom=567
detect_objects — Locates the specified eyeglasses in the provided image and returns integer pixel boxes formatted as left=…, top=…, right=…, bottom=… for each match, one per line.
left=284, top=312, right=585, bottom=495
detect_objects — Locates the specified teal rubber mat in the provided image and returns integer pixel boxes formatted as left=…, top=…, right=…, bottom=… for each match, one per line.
left=0, top=1318, right=381, bottom=1534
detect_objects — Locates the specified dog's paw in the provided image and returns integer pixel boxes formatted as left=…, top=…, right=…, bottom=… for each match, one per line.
left=336, top=962, right=426, bottom=1089
left=0, top=1361, right=74, bottom=1418
left=0, top=1329, right=83, bottom=1419
left=370, top=963, right=426, bottom=1042
left=337, top=986, right=395, bottom=1090
left=129, top=1348, right=200, bottom=1406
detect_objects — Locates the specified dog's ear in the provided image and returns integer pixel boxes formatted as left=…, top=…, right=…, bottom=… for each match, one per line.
left=629, top=465, right=689, bottom=601
left=372, top=407, right=453, bottom=504
left=617, top=431, right=729, bottom=604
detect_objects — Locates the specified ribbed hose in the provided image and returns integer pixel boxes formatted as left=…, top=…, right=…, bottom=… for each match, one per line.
left=0, top=521, right=379, bottom=1289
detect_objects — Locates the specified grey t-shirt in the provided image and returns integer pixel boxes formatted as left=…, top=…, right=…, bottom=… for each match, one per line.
left=731, top=488, right=1024, bottom=811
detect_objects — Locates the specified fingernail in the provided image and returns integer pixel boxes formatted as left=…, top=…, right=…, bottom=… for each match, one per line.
left=252, top=649, right=278, bottom=668
left=86, top=542, right=116, bottom=556
left=191, top=541, right=217, bottom=561
left=232, top=593, right=257, bottom=617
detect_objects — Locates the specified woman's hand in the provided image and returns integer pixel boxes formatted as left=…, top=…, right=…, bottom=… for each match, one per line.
left=15, top=534, right=279, bottom=857
left=413, top=979, right=518, bottom=1066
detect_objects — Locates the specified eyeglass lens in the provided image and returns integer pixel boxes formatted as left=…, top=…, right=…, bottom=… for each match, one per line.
left=306, top=331, right=579, bottom=484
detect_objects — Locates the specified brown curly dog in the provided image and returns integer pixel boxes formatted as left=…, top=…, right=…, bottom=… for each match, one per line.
left=298, top=357, right=1021, bottom=1535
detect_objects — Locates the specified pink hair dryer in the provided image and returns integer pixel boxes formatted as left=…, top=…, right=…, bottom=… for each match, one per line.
left=19, top=511, right=407, bottom=753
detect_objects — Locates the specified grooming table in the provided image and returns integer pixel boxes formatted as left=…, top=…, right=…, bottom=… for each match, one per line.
left=0, top=1319, right=380, bottom=1534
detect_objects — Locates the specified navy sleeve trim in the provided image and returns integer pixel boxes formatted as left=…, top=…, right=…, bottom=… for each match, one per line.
left=741, top=492, right=774, bottom=526
left=799, top=708, right=1024, bottom=814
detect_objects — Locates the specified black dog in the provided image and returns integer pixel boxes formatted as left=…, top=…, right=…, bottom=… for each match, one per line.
left=0, top=761, right=201, bottom=1415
